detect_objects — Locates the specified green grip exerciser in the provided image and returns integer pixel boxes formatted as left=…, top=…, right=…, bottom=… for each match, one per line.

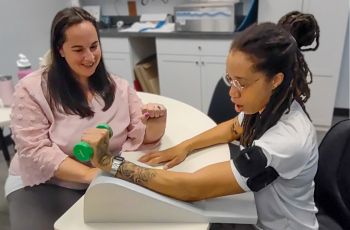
left=73, top=123, right=113, bottom=162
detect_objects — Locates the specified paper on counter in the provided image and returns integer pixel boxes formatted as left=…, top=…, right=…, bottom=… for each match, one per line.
left=140, top=13, right=168, bottom=22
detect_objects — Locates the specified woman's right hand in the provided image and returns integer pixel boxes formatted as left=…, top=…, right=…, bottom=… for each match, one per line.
left=138, top=143, right=190, bottom=169
left=81, top=128, right=112, bottom=172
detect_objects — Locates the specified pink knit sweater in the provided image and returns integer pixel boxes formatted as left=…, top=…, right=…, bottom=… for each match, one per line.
left=8, top=69, right=146, bottom=189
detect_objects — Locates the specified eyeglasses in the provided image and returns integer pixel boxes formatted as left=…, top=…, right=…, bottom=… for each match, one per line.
left=223, top=73, right=259, bottom=92
left=223, top=73, right=245, bottom=91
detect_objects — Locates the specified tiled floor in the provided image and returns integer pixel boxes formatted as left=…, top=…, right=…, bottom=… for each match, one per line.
left=0, top=116, right=348, bottom=230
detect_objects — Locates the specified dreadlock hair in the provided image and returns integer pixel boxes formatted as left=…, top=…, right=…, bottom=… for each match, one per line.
left=45, top=7, right=115, bottom=118
left=231, top=11, right=320, bottom=147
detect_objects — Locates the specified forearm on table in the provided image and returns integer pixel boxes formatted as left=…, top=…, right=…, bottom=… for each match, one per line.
left=54, top=157, right=98, bottom=184
left=143, top=116, right=166, bottom=144
left=108, top=160, right=193, bottom=201
left=181, top=117, right=242, bottom=154
left=92, top=150, right=191, bottom=200
left=101, top=160, right=242, bottom=201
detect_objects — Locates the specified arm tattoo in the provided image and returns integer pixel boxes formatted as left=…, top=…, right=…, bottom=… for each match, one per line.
left=231, top=119, right=239, bottom=136
left=99, top=155, right=112, bottom=167
left=116, top=162, right=156, bottom=186
left=97, top=135, right=111, bottom=167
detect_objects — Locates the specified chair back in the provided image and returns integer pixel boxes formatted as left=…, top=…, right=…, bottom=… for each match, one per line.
left=207, top=77, right=238, bottom=124
left=315, top=119, right=350, bottom=229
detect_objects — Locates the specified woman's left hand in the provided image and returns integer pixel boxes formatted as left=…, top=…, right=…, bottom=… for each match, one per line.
left=141, top=103, right=167, bottom=122
left=141, top=103, right=167, bottom=144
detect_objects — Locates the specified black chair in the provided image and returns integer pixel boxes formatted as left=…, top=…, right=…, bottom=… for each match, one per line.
left=207, top=77, right=238, bottom=124
left=315, top=119, right=350, bottom=230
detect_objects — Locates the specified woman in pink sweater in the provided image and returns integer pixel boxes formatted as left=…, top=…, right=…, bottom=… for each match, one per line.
left=5, top=7, right=166, bottom=229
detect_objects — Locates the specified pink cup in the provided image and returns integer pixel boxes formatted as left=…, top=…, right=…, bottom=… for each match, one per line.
left=0, top=75, right=15, bottom=107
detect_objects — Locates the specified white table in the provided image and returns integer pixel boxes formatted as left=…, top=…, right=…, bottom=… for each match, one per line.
left=54, top=92, right=257, bottom=230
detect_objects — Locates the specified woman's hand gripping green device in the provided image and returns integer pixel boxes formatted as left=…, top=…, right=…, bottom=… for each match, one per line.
left=73, top=123, right=113, bottom=162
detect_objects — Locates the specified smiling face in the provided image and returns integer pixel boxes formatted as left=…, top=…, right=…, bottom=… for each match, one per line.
left=59, top=21, right=101, bottom=85
left=227, top=50, right=283, bottom=114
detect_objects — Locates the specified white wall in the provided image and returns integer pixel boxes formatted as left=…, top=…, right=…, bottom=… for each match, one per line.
left=81, top=0, right=242, bottom=16
left=81, top=0, right=188, bottom=16
left=0, top=0, right=71, bottom=82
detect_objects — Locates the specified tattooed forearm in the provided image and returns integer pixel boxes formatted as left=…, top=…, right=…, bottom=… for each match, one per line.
left=231, top=119, right=239, bottom=136
left=99, top=154, right=112, bottom=167
left=116, top=162, right=156, bottom=186
left=95, top=134, right=112, bottom=167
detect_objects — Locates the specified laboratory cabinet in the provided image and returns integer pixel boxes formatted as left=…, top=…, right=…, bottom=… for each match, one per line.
left=258, top=0, right=348, bottom=130
left=101, top=37, right=156, bottom=86
left=100, top=37, right=133, bottom=85
left=156, top=38, right=232, bottom=113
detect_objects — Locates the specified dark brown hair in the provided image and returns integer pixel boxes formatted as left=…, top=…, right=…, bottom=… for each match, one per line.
left=231, top=11, right=320, bottom=147
left=45, top=7, right=115, bottom=118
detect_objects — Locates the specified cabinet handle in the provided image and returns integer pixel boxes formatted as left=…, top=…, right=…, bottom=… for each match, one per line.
left=198, top=46, right=202, bottom=50
left=201, top=61, right=204, bottom=65
left=195, top=61, right=199, bottom=65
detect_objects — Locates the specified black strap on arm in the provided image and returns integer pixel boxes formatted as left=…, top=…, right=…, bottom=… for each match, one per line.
left=230, top=144, right=279, bottom=192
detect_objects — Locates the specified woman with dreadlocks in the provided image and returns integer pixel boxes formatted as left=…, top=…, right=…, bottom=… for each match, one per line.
left=84, top=11, right=320, bottom=230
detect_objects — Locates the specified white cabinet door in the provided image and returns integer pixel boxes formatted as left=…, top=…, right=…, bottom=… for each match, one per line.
left=101, top=38, right=133, bottom=85
left=101, top=37, right=129, bottom=53
left=157, top=38, right=231, bottom=112
left=103, top=52, right=133, bottom=84
left=157, top=54, right=202, bottom=110
left=200, top=56, right=227, bottom=113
